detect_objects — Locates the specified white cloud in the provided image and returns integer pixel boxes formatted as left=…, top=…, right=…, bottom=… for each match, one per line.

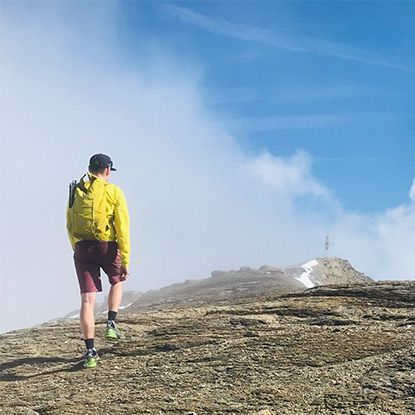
left=163, top=5, right=414, bottom=72
left=230, top=113, right=354, bottom=131
left=374, top=202, right=415, bottom=277
left=247, top=150, right=330, bottom=200
left=1, top=3, right=414, bottom=333
left=213, top=82, right=380, bottom=105
left=410, top=178, right=415, bottom=203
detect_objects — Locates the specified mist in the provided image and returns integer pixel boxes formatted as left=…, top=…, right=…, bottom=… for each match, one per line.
left=1, top=3, right=414, bottom=333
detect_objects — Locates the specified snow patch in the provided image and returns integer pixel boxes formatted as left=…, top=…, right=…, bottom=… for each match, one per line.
left=296, top=260, right=318, bottom=288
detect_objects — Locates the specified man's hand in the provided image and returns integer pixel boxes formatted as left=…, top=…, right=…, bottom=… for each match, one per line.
left=120, top=266, right=129, bottom=280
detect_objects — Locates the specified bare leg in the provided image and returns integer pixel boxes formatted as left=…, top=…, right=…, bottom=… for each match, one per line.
left=108, top=281, right=123, bottom=313
left=80, top=292, right=96, bottom=339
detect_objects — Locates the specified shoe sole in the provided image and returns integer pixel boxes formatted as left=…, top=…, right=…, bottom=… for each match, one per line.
left=106, top=329, right=122, bottom=341
left=105, top=334, right=121, bottom=341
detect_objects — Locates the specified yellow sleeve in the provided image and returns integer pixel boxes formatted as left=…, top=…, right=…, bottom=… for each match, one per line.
left=114, top=187, right=130, bottom=267
left=66, top=206, right=76, bottom=251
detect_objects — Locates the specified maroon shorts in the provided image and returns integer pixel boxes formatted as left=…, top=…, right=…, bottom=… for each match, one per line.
left=74, top=240, right=125, bottom=294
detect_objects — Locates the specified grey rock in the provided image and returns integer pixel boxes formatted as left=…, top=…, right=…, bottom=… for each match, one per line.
left=1, top=281, right=414, bottom=415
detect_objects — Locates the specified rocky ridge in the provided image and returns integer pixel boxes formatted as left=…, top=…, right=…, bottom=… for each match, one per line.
left=1, top=280, right=414, bottom=414
left=125, top=257, right=372, bottom=312
left=284, top=257, right=372, bottom=288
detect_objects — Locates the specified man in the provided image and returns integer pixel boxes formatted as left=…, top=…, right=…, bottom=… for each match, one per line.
left=67, top=153, right=130, bottom=368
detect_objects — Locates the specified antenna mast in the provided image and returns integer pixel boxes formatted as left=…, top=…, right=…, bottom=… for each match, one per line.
left=325, top=235, right=329, bottom=258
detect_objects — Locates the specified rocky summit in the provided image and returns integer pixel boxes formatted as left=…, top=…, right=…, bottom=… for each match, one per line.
left=125, top=257, right=373, bottom=312
left=1, top=280, right=414, bottom=415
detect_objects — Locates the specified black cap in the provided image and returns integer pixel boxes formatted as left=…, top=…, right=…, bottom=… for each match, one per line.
left=88, top=153, right=117, bottom=172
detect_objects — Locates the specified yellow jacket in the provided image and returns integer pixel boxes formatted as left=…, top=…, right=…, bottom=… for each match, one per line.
left=66, top=173, right=130, bottom=267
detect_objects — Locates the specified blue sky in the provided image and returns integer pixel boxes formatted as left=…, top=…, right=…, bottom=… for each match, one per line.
left=2, top=1, right=415, bottom=332
left=116, top=1, right=415, bottom=213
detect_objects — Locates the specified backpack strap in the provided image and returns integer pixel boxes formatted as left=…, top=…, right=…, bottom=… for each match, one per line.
left=68, top=173, right=87, bottom=208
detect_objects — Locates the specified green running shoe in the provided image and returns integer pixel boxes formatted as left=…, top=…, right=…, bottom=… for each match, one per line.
left=83, top=348, right=99, bottom=368
left=105, top=321, right=122, bottom=340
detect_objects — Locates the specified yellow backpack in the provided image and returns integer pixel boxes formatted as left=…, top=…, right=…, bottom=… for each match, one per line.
left=67, top=174, right=110, bottom=240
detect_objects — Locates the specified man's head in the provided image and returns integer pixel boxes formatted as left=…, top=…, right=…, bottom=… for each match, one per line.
left=88, top=153, right=117, bottom=180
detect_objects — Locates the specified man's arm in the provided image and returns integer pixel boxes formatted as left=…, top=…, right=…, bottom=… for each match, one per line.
left=114, top=187, right=131, bottom=271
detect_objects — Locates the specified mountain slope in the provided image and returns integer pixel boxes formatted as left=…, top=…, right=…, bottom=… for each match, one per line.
left=1, top=281, right=414, bottom=415
left=126, top=257, right=372, bottom=312
left=127, top=265, right=305, bottom=311
left=61, top=290, right=143, bottom=320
